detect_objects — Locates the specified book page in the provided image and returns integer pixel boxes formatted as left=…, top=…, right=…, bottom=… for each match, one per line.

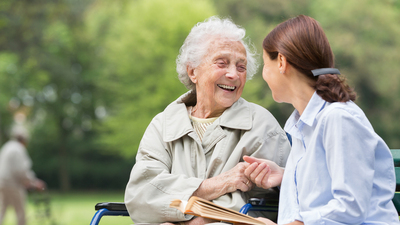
left=170, top=199, right=188, bottom=213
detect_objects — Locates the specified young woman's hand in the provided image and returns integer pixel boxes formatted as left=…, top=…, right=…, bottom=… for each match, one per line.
left=243, top=156, right=284, bottom=189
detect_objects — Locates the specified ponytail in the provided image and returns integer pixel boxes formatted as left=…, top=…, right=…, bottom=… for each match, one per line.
left=314, top=74, right=357, bottom=102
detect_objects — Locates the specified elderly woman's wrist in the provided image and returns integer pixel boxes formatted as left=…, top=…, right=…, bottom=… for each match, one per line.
left=192, top=178, right=226, bottom=200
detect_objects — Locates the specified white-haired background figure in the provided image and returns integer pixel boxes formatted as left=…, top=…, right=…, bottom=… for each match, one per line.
left=0, top=125, right=46, bottom=225
left=124, top=16, right=291, bottom=224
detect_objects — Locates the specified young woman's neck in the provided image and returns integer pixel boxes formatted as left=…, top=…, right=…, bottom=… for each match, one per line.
left=288, top=72, right=315, bottom=115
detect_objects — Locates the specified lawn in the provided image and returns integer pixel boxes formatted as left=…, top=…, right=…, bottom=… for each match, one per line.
left=1, top=191, right=134, bottom=225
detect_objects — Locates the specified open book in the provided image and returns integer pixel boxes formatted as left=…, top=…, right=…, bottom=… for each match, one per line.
left=169, top=196, right=265, bottom=225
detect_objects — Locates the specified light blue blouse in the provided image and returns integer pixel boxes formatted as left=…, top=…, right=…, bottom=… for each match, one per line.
left=279, top=92, right=399, bottom=225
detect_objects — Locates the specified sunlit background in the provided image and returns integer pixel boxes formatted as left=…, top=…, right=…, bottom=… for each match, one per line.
left=1, top=0, right=399, bottom=224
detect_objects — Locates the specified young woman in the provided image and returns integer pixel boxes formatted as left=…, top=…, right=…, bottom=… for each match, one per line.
left=244, top=15, right=399, bottom=225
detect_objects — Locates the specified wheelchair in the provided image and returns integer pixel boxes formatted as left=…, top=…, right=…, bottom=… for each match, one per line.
left=90, top=189, right=280, bottom=225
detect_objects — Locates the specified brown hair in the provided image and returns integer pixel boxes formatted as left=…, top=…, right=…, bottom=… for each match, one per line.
left=263, top=15, right=356, bottom=102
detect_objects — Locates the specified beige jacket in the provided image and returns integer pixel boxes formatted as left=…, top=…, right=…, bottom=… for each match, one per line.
left=125, top=92, right=291, bottom=223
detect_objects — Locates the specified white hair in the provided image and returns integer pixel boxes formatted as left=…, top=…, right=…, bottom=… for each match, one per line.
left=176, top=16, right=259, bottom=90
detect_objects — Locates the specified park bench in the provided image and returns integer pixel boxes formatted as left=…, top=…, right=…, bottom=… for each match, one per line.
left=391, top=149, right=400, bottom=213
left=90, top=149, right=400, bottom=225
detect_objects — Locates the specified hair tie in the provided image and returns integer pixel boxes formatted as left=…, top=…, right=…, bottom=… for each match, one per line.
left=311, top=68, right=341, bottom=76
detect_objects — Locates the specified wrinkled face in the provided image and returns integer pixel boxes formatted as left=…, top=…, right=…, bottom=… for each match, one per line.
left=262, top=50, right=285, bottom=103
left=191, top=38, right=247, bottom=113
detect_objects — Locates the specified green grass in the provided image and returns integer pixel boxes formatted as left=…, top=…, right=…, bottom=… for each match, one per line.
left=1, top=191, right=134, bottom=225
left=3, top=191, right=399, bottom=224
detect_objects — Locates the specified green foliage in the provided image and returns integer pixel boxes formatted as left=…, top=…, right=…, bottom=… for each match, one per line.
left=1, top=0, right=399, bottom=192
left=0, top=0, right=127, bottom=191
left=0, top=52, right=20, bottom=142
left=214, top=0, right=400, bottom=148
left=309, top=0, right=400, bottom=147
left=29, top=121, right=135, bottom=190
left=85, top=0, right=216, bottom=157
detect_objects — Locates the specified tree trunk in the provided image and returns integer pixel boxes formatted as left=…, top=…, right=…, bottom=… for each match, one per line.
left=58, top=123, right=70, bottom=192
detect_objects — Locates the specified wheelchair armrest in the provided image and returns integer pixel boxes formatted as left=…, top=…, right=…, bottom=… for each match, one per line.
left=90, top=202, right=129, bottom=225
left=95, top=202, right=127, bottom=211
left=239, top=187, right=280, bottom=215
left=239, top=198, right=279, bottom=214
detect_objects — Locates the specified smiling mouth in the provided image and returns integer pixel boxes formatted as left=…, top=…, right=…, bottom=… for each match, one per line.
left=217, top=84, right=236, bottom=91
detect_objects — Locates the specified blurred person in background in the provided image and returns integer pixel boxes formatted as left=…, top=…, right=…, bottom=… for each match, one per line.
left=0, top=125, right=46, bottom=225
left=124, top=16, right=291, bottom=224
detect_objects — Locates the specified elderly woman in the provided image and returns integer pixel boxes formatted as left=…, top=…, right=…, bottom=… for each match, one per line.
left=124, top=16, right=291, bottom=224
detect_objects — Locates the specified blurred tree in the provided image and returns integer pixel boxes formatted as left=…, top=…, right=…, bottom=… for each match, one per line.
left=85, top=0, right=216, bottom=157
left=309, top=0, right=400, bottom=148
left=0, top=0, right=125, bottom=191
left=0, top=52, right=20, bottom=143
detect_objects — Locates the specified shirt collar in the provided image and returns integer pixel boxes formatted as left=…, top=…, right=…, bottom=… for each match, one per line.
left=284, top=92, right=326, bottom=135
left=163, top=91, right=252, bottom=142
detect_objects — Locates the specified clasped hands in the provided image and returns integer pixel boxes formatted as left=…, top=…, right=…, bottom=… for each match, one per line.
left=192, top=155, right=284, bottom=202
left=243, top=155, right=284, bottom=190
left=215, top=155, right=284, bottom=192
left=162, top=156, right=284, bottom=225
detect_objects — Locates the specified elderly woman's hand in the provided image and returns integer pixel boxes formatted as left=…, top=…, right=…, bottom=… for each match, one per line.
left=243, top=156, right=284, bottom=190
left=192, top=162, right=253, bottom=201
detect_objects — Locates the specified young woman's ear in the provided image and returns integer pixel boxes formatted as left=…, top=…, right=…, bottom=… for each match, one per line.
left=278, top=53, right=288, bottom=74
